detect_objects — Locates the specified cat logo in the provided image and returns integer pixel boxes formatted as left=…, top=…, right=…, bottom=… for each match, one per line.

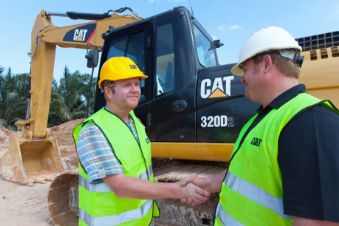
left=200, top=76, right=234, bottom=99
left=63, top=24, right=95, bottom=43
left=73, top=29, right=88, bottom=42
left=251, top=137, right=262, bottom=147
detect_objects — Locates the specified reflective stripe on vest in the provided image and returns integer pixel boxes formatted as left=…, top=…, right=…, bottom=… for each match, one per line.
left=225, top=172, right=287, bottom=218
left=79, top=176, right=111, bottom=192
left=79, top=165, right=153, bottom=193
left=79, top=199, right=153, bottom=226
left=215, top=203, right=243, bottom=226
left=139, top=165, right=153, bottom=181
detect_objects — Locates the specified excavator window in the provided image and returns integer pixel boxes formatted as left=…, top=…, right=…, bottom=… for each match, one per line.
left=107, top=36, right=127, bottom=58
left=106, top=30, right=147, bottom=99
left=107, top=31, right=146, bottom=72
left=193, top=25, right=217, bottom=68
left=126, top=31, right=146, bottom=72
left=155, top=23, right=175, bottom=96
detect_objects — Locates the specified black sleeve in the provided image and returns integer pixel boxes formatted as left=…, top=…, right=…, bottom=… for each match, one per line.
left=278, top=104, right=339, bottom=222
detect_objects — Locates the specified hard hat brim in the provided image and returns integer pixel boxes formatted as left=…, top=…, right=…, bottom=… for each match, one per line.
left=98, top=73, right=148, bottom=89
left=112, top=73, right=148, bottom=81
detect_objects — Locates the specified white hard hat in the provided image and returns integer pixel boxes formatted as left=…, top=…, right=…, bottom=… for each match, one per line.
left=231, top=26, right=302, bottom=76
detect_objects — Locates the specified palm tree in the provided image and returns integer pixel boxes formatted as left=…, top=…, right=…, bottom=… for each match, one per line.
left=0, top=92, right=26, bottom=129
left=58, top=67, right=92, bottom=119
left=0, top=65, right=97, bottom=129
left=48, top=67, right=96, bottom=126
left=0, top=68, right=27, bottom=129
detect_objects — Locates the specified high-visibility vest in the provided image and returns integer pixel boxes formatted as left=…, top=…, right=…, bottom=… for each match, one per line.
left=73, top=108, right=159, bottom=226
left=215, top=93, right=337, bottom=226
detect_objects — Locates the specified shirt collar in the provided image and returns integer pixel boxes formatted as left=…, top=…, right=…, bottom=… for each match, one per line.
left=257, top=84, right=306, bottom=114
left=104, top=106, right=133, bottom=123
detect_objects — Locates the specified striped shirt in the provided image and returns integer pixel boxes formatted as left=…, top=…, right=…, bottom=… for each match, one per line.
left=77, top=115, right=139, bottom=183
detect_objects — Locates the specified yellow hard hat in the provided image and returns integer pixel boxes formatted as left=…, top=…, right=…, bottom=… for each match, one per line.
left=98, top=57, right=148, bottom=89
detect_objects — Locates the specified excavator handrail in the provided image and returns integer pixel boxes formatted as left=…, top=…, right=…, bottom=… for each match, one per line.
left=46, top=7, right=142, bottom=21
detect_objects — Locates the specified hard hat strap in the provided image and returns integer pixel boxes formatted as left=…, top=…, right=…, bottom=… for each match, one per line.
left=278, top=50, right=304, bottom=67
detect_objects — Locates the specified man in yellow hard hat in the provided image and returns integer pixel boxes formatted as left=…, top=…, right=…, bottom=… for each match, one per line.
left=181, top=26, right=339, bottom=225
left=73, top=57, right=209, bottom=226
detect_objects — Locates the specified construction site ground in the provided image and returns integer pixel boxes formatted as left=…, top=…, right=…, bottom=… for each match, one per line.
left=0, top=176, right=50, bottom=226
left=0, top=119, right=82, bottom=226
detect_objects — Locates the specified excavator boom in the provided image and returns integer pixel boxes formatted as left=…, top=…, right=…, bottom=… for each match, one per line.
left=0, top=8, right=141, bottom=185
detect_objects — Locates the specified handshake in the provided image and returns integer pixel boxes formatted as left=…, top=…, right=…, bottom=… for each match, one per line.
left=176, top=175, right=212, bottom=207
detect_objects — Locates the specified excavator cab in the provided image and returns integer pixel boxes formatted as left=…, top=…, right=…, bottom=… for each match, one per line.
left=94, top=7, right=258, bottom=161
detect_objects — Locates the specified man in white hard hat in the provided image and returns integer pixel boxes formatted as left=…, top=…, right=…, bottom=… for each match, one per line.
left=181, top=26, right=339, bottom=225
left=74, top=57, right=209, bottom=226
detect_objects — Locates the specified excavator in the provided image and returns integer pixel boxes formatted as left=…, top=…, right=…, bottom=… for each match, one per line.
left=1, top=6, right=339, bottom=226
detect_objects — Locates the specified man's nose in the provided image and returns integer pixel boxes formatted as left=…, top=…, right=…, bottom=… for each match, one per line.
left=131, top=84, right=140, bottom=92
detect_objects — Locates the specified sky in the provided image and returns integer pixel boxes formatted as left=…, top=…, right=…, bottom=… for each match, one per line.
left=0, top=0, right=338, bottom=82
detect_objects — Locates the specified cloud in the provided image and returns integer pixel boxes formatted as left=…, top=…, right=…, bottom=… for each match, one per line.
left=229, top=25, right=241, bottom=31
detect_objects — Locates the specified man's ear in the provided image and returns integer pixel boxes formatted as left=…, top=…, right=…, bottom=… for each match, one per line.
left=262, top=54, right=274, bottom=74
left=104, top=86, right=113, bottom=99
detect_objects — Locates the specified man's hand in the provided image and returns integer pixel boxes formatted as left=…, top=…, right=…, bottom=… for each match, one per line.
left=178, top=182, right=210, bottom=206
left=180, top=175, right=212, bottom=192
left=179, top=170, right=227, bottom=206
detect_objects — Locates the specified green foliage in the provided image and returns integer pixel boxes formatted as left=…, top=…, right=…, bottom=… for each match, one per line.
left=0, top=67, right=28, bottom=129
left=0, top=65, right=97, bottom=130
left=48, top=66, right=96, bottom=126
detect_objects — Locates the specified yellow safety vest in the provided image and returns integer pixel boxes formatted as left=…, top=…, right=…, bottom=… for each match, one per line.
left=73, top=108, right=159, bottom=226
left=215, top=93, right=337, bottom=226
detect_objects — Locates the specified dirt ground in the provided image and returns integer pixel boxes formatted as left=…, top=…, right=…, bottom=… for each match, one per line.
left=0, top=119, right=82, bottom=226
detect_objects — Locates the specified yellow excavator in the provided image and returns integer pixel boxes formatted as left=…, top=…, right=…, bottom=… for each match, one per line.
left=0, top=7, right=142, bottom=185
left=1, top=6, right=339, bottom=226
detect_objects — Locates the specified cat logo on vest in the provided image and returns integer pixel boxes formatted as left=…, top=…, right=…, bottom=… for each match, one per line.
left=251, top=137, right=262, bottom=147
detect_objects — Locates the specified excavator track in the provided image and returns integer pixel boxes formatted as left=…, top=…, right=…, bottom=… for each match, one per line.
left=48, top=171, right=78, bottom=226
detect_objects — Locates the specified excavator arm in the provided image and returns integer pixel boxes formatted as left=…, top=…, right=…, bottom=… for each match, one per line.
left=28, top=8, right=141, bottom=138
left=0, top=8, right=141, bottom=185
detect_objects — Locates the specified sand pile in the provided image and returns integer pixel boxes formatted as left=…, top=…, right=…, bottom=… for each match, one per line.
left=49, top=119, right=83, bottom=171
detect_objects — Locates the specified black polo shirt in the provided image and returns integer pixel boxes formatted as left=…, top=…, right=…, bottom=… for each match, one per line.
left=240, top=84, right=339, bottom=222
